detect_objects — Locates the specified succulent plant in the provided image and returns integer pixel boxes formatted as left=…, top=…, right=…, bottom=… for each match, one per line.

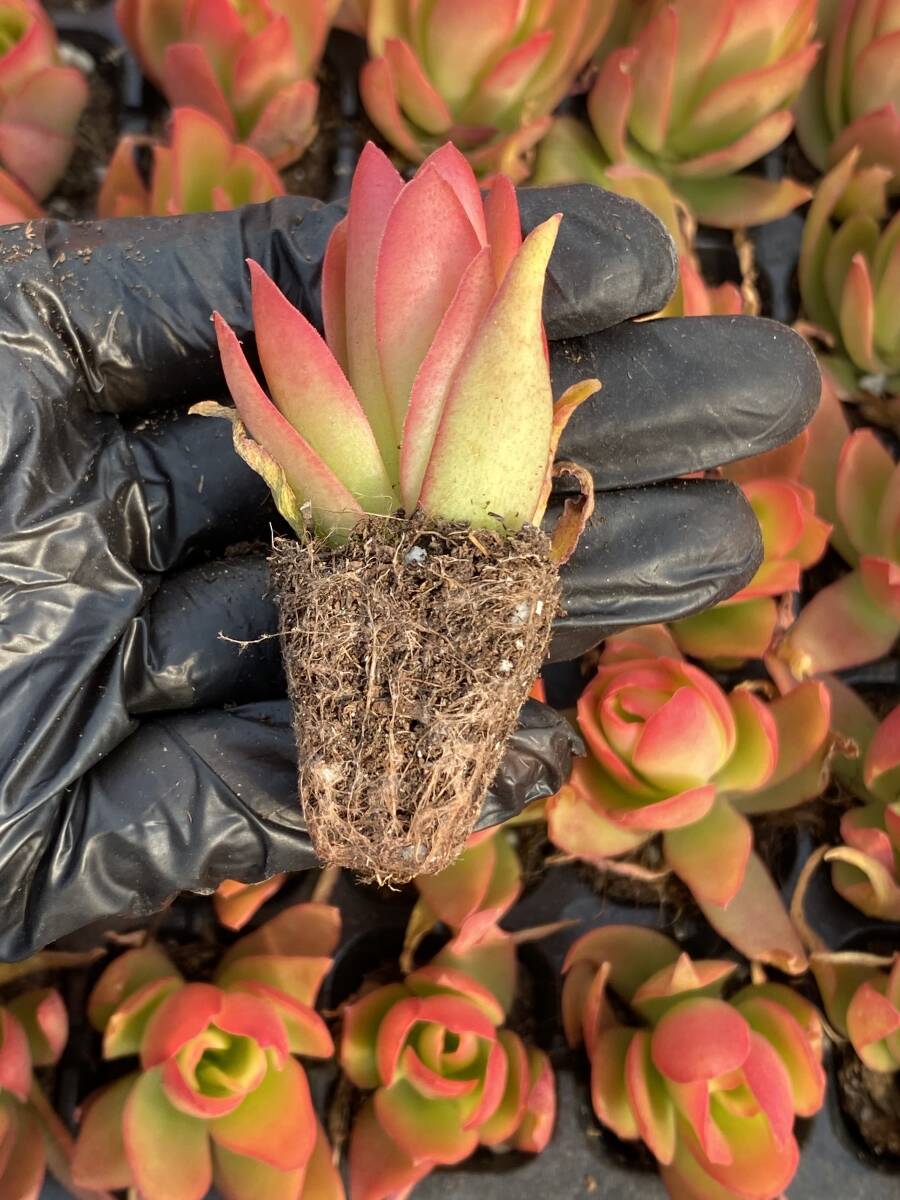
left=0, top=988, right=93, bottom=1200
left=0, top=165, right=40, bottom=222
left=826, top=699, right=900, bottom=920
left=796, top=0, right=900, bottom=186
left=671, top=477, right=832, bottom=664
left=359, top=0, right=617, bottom=181
left=778, top=420, right=899, bottom=676
left=97, top=107, right=285, bottom=219
left=535, top=0, right=819, bottom=228
left=214, top=873, right=289, bottom=931
left=71, top=904, right=344, bottom=1200
left=341, top=959, right=555, bottom=1200
left=209, top=139, right=598, bottom=542
left=115, top=0, right=328, bottom=166
left=546, top=625, right=831, bottom=970
left=811, top=951, right=900, bottom=1071
left=563, top=926, right=826, bottom=1200
left=799, top=148, right=900, bottom=415
left=0, top=0, right=88, bottom=198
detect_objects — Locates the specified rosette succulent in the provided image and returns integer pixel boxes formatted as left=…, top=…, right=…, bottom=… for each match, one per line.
left=812, top=952, right=900, bottom=1071
left=116, top=0, right=329, bottom=166
left=798, top=148, right=900, bottom=410
left=359, top=0, right=617, bottom=181
left=0, top=988, right=88, bottom=1200
left=546, top=625, right=831, bottom=969
left=71, top=904, right=344, bottom=1200
left=778, top=423, right=899, bottom=675
left=98, top=107, right=284, bottom=219
left=796, top=0, right=900, bottom=186
left=827, top=700, right=900, bottom=920
left=563, top=926, right=826, bottom=1200
left=671, top=477, right=832, bottom=664
left=341, top=961, right=555, bottom=1200
left=208, top=139, right=598, bottom=541
left=0, top=0, right=88, bottom=198
left=538, top=0, right=819, bottom=228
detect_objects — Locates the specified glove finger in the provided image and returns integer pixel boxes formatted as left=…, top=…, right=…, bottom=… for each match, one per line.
left=123, top=557, right=283, bottom=715
left=128, top=412, right=272, bottom=571
left=554, top=316, right=820, bottom=488
left=23, top=184, right=673, bottom=416
left=519, top=185, right=677, bottom=337
left=6, top=699, right=577, bottom=957
left=549, top=479, right=762, bottom=662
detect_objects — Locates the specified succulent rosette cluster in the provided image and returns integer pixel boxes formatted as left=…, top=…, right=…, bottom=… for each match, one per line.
left=71, top=904, right=344, bottom=1200
left=534, top=0, right=818, bottom=228
left=825, top=696, right=900, bottom=920
left=0, top=987, right=87, bottom=1200
left=98, top=107, right=284, bottom=218
left=359, top=0, right=617, bottom=181
left=341, top=960, right=555, bottom=1200
left=798, top=148, right=900, bottom=412
left=547, top=626, right=831, bottom=969
left=796, top=0, right=900, bottom=186
left=563, top=926, right=827, bottom=1200
left=207, top=140, right=598, bottom=542
left=778, top=420, right=899, bottom=675
left=671, top=476, right=832, bottom=663
left=812, top=952, right=900, bottom=1071
left=115, top=0, right=331, bottom=167
left=0, top=0, right=88, bottom=199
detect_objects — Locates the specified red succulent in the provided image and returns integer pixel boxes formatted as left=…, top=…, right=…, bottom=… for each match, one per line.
left=72, top=905, right=344, bottom=1200
left=0, top=0, right=88, bottom=198
left=98, top=108, right=285, bottom=218
left=671, top=476, right=831, bottom=664
left=546, top=625, right=831, bottom=971
left=563, top=926, right=826, bottom=1200
left=214, top=874, right=289, bottom=932
left=341, top=959, right=554, bottom=1200
left=359, top=0, right=616, bottom=181
left=116, top=0, right=327, bottom=166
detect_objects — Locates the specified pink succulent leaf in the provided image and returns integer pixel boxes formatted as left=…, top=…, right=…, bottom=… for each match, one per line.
left=625, top=1030, right=677, bottom=1164
left=413, top=826, right=520, bottom=935
left=651, top=999, right=751, bottom=1085
left=162, top=43, right=236, bottom=134
left=865, top=704, right=900, bottom=799
left=417, top=215, right=559, bottom=529
left=836, top=429, right=896, bottom=559
left=545, top=779, right=655, bottom=863
left=348, top=1098, right=434, bottom=1200
left=0, top=165, right=40, bottom=222
left=711, top=688, right=778, bottom=796
left=212, top=1142, right=307, bottom=1200
left=209, top=1054, right=316, bottom=1171
left=733, top=681, right=832, bottom=814
left=88, top=943, right=180, bottom=1033
left=630, top=956, right=737, bottom=1026
left=509, top=1045, right=555, bottom=1153
left=476, top=1028, right=529, bottom=1146
left=589, top=1026, right=640, bottom=1141
left=696, top=852, right=808, bottom=975
left=813, top=953, right=900, bottom=1072
left=213, top=312, right=365, bottom=539
left=224, top=981, right=333, bottom=1059
left=670, top=597, right=780, bottom=665
left=432, top=928, right=518, bottom=1016
left=778, top=564, right=900, bottom=677
left=340, top=984, right=410, bottom=1090
left=226, top=902, right=341, bottom=963
left=6, top=989, right=66, bottom=1068
left=103, top=981, right=174, bottom=1065
left=663, top=799, right=753, bottom=908
left=245, top=78, right=319, bottom=169
left=71, top=1076, right=138, bottom=1191
left=0, top=1009, right=31, bottom=1103
left=374, top=1079, right=479, bottom=1165
left=732, top=989, right=826, bottom=1117
left=122, top=1067, right=212, bottom=1200
left=213, top=874, right=289, bottom=932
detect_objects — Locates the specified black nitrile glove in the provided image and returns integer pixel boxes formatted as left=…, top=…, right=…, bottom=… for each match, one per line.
left=0, top=187, right=818, bottom=959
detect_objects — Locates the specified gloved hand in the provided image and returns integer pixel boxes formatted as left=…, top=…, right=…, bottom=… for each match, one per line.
left=0, top=186, right=818, bottom=959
